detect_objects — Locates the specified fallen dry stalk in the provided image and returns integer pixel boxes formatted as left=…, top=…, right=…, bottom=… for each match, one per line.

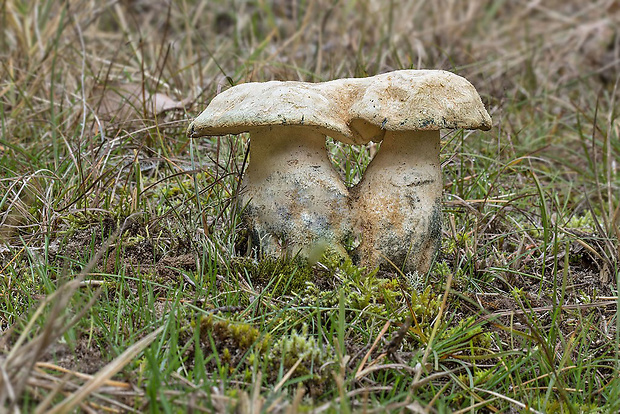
left=480, top=299, right=618, bottom=321
left=354, top=319, right=391, bottom=380
left=45, top=326, right=163, bottom=414
left=0, top=215, right=144, bottom=410
left=34, top=362, right=131, bottom=389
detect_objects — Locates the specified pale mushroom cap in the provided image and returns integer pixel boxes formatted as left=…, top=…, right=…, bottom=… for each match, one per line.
left=347, top=70, right=492, bottom=143
left=188, top=70, right=492, bottom=145
left=187, top=81, right=356, bottom=143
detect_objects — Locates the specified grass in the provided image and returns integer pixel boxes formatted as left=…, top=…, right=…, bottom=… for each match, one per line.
left=1, top=0, right=619, bottom=412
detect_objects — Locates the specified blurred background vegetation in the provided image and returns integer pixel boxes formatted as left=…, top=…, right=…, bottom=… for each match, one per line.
left=1, top=0, right=619, bottom=412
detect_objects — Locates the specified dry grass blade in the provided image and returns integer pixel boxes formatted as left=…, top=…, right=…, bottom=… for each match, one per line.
left=410, top=367, right=468, bottom=391
left=0, top=280, right=101, bottom=408
left=43, top=325, right=163, bottom=414
left=452, top=397, right=500, bottom=414
left=273, top=357, right=303, bottom=393
left=313, top=385, right=399, bottom=413
left=29, top=367, right=142, bottom=414
left=284, top=386, right=305, bottom=414
left=34, top=362, right=131, bottom=389
left=237, top=371, right=265, bottom=414
left=33, top=372, right=73, bottom=414
left=5, top=283, right=74, bottom=362
left=412, top=269, right=454, bottom=384
left=90, top=82, right=187, bottom=128
left=510, top=365, right=578, bottom=391
left=480, top=299, right=617, bottom=320
left=354, top=319, right=390, bottom=380
left=473, top=387, right=544, bottom=414
left=354, top=362, right=420, bottom=379
left=2, top=0, right=620, bottom=411
left=0, top=217, right=135, bottom=409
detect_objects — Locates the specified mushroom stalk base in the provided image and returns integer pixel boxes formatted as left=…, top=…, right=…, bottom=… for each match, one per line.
left=352, top=130, right=442, bottom=274
left=240, top=127, right=351, bottom=259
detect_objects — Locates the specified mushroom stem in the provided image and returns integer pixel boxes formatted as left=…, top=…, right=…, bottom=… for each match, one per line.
left=352, top=130, right=442, bottom=273
left=240, top=126, right=351, bottom=258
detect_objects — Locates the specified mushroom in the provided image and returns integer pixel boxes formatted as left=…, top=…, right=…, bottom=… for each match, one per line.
left=187, top=70, right=491, bottom=272
left=187, top=81, right=359, bottom=259
left=347, top=70, right=492, bottom=274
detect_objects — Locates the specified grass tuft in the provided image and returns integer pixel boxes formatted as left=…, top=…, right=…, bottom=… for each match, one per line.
left=1, top=0, right=619, bottom=411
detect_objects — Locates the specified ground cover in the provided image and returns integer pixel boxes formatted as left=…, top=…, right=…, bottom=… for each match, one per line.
left=1, top=0, right=619, bottom=412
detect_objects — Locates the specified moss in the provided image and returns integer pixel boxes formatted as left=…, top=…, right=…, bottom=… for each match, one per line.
left=270, top=324, right=329, bottom=374
left=221, top=347, right=232, bottom=364
left=124, top=234, right=146, bottom=245
left=565, top=210, right=595, bottom=230
left=295, top=257, right=410, bottom=326
left=195, top=256, right=446, bottom=392
left=267, top=323, right=332, bottom=397
left=409, top=285, right=441, bottom=324
left=432, top=260, right=470, bottom=291
left=198, top=314, right=272, bottom=361
left=531, top=397, right=601, bottom=414
left=232, top=256, right=315, bottom=297
left=160, top=172, right=212, bottom=199
left=58, top=211, right=117, bottom=238
left=191, top=314, right=334, bottom=396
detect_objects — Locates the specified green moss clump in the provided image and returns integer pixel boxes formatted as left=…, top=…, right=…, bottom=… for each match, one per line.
left=409, top=285, right=441, bottom=325
left=565, top=210, right=595, bottom=230
left=270, top=323, right=329, bottom=373
left=532, top=397, right=600, bottom=414
left=198, top=314, right=271, bottom=367
left=232, top=256, right=315, bottom=297
left=268, top=323, right=332, bottom=397
left=295, top=257, right=406, bottom=324
left=192, top=314, right=334, bottom=396
left=456, top=368, right=493, bottom=388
